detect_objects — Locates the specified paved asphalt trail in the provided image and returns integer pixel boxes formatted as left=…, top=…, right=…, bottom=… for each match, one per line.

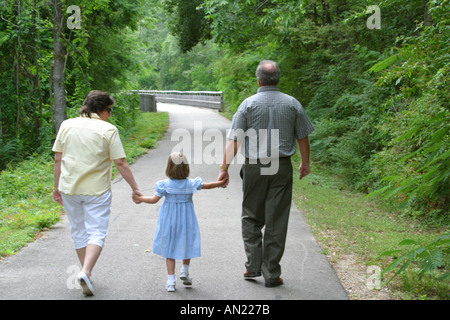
left=0, top=103, right=348, bottom=301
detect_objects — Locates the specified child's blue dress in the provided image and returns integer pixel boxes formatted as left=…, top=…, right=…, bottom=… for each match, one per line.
left=152, top=177, right=202, bottom=259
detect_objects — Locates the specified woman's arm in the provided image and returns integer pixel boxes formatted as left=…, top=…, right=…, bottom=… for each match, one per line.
left=113, top=158, right=140, bottom=192
left=52, top=152, right=63, bottom=205
left=113, top=157, right=143, bottom=203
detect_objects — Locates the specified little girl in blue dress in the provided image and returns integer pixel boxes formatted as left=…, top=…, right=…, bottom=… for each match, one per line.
left=133, top=152, right=227, bottom=292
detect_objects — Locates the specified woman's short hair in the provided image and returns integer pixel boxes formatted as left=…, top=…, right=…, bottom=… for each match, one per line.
left=255, top=60, right=280, bottom=85
left=80, top=90, right=115, bottom=118
left=166, top=152, right=190, bottom=179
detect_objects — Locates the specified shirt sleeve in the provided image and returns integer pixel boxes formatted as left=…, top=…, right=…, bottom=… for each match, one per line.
left=294, top=100, right=315, bottom=139
left=108, top=128, right=127, bottom=160
left=52, top=122, right=65, bottom=152
left=155, top=180, right=167, bottom=198
left=192, top=177, right=203, bottom=191
left=226, top=100, right=248, bottom=141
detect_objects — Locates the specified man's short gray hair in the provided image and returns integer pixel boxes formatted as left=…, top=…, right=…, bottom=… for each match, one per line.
left=255, top=60, right=280, bottom=85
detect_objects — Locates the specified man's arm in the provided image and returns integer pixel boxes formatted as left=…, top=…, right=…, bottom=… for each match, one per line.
left=297, top=137, right=311, bottom=180
left=113, top=158, right=142, bottom=201
left=218, top=139, right=239, bottom=187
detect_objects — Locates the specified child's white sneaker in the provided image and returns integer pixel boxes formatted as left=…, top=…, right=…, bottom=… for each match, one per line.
left=166, top=280, right=176, bottom=292
left=180, top=272, right=192, bottom=285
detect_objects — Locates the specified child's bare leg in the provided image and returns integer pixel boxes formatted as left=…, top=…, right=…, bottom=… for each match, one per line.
left=166, top=258, right=175, bottom=275
left=182, top=259, right=190, bottom=266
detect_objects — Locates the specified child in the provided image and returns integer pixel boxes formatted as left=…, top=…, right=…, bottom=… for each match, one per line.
left=133, top=152, right=227, bottom=292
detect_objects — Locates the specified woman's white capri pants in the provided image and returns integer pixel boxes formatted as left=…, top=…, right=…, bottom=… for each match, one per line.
left=61, top=191, right=112, bottom=249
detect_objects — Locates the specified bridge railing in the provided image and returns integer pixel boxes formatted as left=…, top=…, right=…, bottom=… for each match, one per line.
left=133, top=90, right=224, bottom=112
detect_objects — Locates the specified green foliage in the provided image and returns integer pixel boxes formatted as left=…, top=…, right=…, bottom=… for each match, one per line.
left=108, top=91, right=140, bottom=133
left=0, top=155, right=62, bottom=256
left=211, top=51, right=260, bottom=112
left=163, top=0, right=211, bottom=53
left=0, top=0, right=145, bottom=171
left=118, top=111, right=169, bottom=165
left=380, top=233, right=450, bottom=285
left=292, top=161, right=449, bottom=299
left=126, top=2, right=222, bottom=92
left=368, top=54, right=399, bottom=73
left=0, top=0, right=54, bottom=167
left=0, top=139, right=18, bottom=169
left=203, top=0, right=270, bottom=51
left=367, top=2, right=450, bottom=220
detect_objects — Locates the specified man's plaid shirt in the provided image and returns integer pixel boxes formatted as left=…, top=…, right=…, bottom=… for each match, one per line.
left=227, top=86, right=315, bottom=159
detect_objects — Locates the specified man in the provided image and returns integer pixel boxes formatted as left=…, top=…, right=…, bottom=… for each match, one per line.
left=218, top=60, right=314, bottom=287
left=52, top=90, right=142, bottom=296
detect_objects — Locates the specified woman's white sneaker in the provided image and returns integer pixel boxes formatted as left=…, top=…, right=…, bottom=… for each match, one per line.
left=77, top=271, right=94, bottom=296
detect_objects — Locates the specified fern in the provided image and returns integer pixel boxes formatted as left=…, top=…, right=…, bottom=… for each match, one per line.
left=368, top=54, right=399, bottom=73
left=379, top=233, right=450, bottom=285
left=0, top=139, right=18, bottom=170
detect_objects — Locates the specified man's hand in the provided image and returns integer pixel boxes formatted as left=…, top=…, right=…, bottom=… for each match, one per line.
left=217, top=169, right=229, bottom=188
left=218, top=139, right=239, bottom=188
left=297, top=137, right=311, bottom=180
left=298, top=164, right=310, bottom=180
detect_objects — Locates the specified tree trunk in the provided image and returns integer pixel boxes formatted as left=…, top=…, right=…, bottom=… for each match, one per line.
left=321, top=0, right=332, bottom=25
left=423, top=0, right=432, bottom=26
left=52, top=0, right=66, bottom=133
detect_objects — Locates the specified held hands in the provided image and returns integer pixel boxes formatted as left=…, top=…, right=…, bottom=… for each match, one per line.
left=132, top=189, right=143, bottom=204
left=217, top=176, right=229, bottom=188
left=202, top=176, right=228, bottom=189
left=217, top=169, right=229, bottom=188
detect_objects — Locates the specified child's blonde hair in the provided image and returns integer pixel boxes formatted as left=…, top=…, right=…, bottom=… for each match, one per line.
left=166, top=152, right=190, bottom=179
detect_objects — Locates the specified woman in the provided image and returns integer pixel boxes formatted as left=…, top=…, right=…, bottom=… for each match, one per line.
left=52, top=90, right=142, bottom=296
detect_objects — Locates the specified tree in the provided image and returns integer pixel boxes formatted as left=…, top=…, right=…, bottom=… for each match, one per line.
left=0, top=0, right=146, bottom=169
left=52, top=0, right=67, bottom=133
left=163, top=0, right=211, bottom=52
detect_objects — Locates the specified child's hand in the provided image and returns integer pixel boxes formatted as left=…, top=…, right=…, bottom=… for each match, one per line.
left=132, top=193, right=141, bottom=204
left=217, top=170, right=229, bottom=188
left=218, top=177, right=228, bottom=186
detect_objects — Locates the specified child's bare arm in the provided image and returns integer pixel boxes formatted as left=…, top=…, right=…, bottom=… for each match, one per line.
left=133, top=194, right=161, bottom=204
left=201, top=178, right=228, bottom=189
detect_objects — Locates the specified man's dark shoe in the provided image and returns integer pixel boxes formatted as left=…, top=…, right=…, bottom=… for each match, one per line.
left=265, top=277, right=283, bottom=288
left=244, top=271, right=262, bottom=278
